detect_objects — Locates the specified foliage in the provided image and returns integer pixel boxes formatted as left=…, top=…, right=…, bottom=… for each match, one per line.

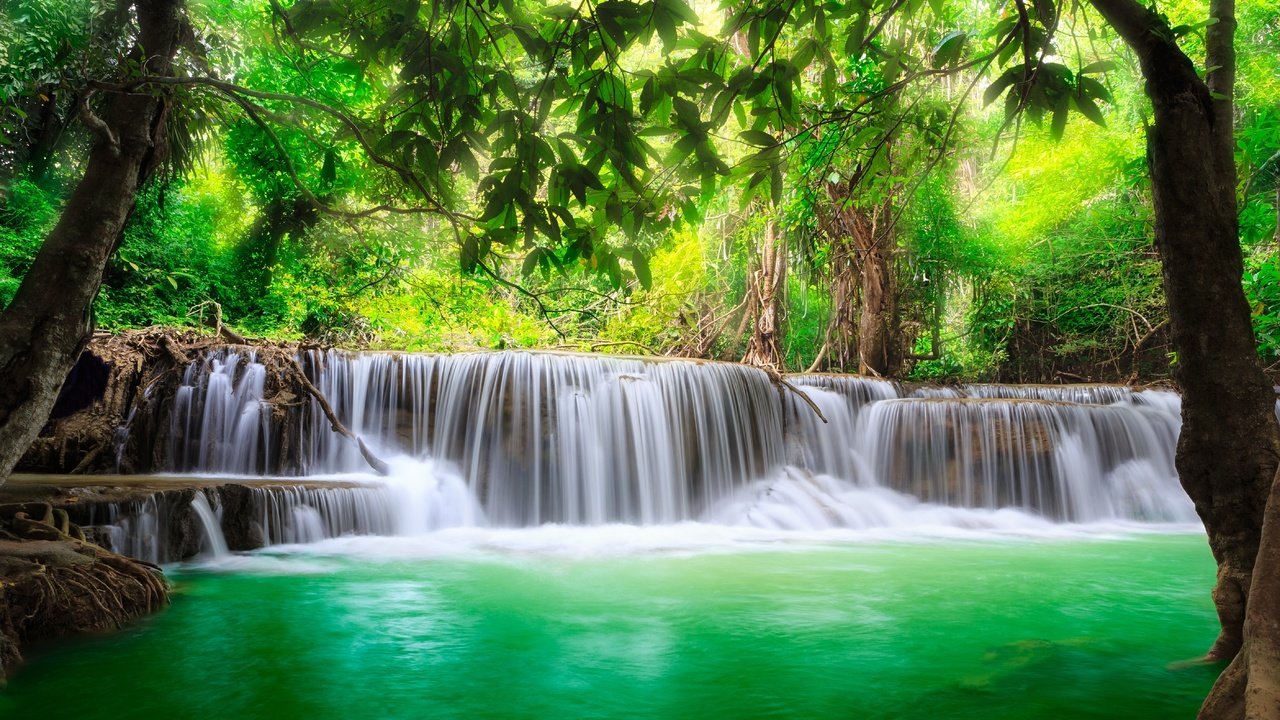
left=0, top=179, right=58, bottom=307
left=0, top=0, right=1276, bottom=384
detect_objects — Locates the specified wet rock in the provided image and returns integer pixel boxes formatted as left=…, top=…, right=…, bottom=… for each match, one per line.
left=217, top=484, right=266, bottom=551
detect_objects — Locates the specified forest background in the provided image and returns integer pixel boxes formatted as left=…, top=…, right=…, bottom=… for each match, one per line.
left=2, top=0, right=1278, bottom=384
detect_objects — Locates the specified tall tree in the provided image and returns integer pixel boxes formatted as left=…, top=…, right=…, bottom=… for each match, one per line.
left=741, top=216, right=788, bottom=367
left=1086, top=0, right=1280, bottom=672
left=1081, top=0, right=1280, bottom=713
left=0, top=0, right=184, bottom=481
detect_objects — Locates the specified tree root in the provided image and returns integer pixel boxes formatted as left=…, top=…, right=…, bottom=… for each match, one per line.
left=68, top=442, right=106, bottom=475
left=0, top=504, right=170, bottom=680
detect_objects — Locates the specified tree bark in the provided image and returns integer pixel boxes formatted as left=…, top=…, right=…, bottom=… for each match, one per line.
left=821, top=182, right=900, bottom=377
left=1089, top=0, right=1280, bottom=680
left=858, top=215, right=898, bottom=377
left=0, top=0, right=184, bottom=486
left=742, top=218, right=788, bottom=368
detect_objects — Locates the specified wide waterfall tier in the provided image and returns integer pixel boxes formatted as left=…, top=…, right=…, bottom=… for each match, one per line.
left=855, top=398, right=1187, bottom=521
left=157, top=349, right=1194, bottom=527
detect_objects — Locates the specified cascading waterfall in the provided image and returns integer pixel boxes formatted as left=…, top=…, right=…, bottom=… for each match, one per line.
left=150, top=348, right=1196, bottom=544
left=251, top=485, right=398, bottom=543
left=854, top=398, right=1186, bottom=521
left=168, top=350, right=272, bottom=475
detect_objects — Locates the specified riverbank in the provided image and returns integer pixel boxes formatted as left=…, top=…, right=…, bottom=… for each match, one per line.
left=0, top=502, right=168, bottom=682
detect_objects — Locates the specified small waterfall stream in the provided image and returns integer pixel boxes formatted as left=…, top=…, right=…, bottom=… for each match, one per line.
left=189, top=491, right=229, bottom=559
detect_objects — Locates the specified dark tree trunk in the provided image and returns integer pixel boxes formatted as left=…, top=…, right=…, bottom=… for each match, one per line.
left=24, top=94, right=68, bottom=186
left=231, top=196, right=319, bottom=306
left=0, top=0, right=184, bottom=485
left=742, top=219, right=788, bottom=368
left=821, top=182, right=900, bottom=377
left=858, top=223, right=898, bottom=377
left=1088, top=0, right=1280, bottom=707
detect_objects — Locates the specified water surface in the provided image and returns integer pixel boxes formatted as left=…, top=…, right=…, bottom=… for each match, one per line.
left=1, top=531, right=1220, bottom=719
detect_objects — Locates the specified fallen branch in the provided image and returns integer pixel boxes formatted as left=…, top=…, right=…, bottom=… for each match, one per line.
left=190, top=300, right=247, bottom=344
left=760, top=366, right=828, bottom=424
left=69, top=443, right=107, bottom=476
left=159, top=335, right=190, bottom=367
left=590, top=340, right=657, bottom=354
left=282, top=355, right=390, bottom=476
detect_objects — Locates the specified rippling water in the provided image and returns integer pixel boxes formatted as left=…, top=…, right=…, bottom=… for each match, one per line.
left=1, top=531, right=1221, bottom=719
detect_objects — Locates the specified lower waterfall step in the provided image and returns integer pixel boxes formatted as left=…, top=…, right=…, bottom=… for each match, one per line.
left=0, top=475, right=395, bottom=564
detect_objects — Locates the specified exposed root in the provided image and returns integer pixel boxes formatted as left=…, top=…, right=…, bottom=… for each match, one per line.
left=68, top=442, right=106, bottom=475
left=0, top=504, right=170, bottom=681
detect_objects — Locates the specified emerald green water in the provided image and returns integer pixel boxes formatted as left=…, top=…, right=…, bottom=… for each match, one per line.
left=1, top=532, right=1221, bottom=719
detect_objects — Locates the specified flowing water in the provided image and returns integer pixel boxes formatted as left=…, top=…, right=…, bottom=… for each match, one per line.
left=3, top=350, right=1221, bottom=717
left=157, top=350, right=1195, bottom=530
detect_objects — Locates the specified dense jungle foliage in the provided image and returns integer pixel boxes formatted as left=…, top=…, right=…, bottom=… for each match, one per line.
left=0, top=0, right=1277, bottom=383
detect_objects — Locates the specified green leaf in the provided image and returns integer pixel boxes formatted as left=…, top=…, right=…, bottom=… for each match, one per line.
left=1050, top=96, right=1069, bottom=140
left=375, top=130, right=416, bottom=156
left=460, top=236, right=480, bottom=273
left=629, top=249, right=652, bottom=289
left=521, top=248, right=542, bottom=277
left=320, top=149, right=337, bottom=186
left=984, top=67, right=1020, bottom=107
left=1077, top=76, right=1112, bottom=103
left=739, top=129, right=775, bottom=147
left=931, top=30, right=966, bottom=69
left=1072, top=94, right=1106, bottom=127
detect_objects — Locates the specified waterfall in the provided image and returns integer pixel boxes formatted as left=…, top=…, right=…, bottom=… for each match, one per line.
left=155, top=349, right=1195, bottom=531
left=852, top=396, right=1187, bottom=522
left=248, top=485, right=398, bottom=543
left=168, top=350, right=272, bottom=475
left=190, top=491, right=230, bottom=559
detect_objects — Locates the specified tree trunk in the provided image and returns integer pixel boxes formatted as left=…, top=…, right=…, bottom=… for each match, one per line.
left=1201, top=470, right=1280, bottom=719
left=231, top=195, right=319, bottom=308
left=1090, top=0, right=1280, bottom=681
left=742, top=218, right=787, bottom=368
left=0, top=0, right=183, bottom=486
left=828, top=233, right=860, bottom=372
left=821, top=182, right=900, bottom=377
left=858, top=218, right=898, bottom=377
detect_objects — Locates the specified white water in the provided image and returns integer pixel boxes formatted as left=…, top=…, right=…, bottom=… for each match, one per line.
left=190, top=491, right=230, bottom=559
left=133, top=349, right=1200, bottom=554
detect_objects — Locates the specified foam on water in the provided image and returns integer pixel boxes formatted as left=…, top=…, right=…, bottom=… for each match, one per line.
left=170, top=457, right=1198, bottom=569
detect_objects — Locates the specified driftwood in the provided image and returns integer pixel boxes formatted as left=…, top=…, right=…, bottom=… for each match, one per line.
left=190, top=300, right=247, bottom=345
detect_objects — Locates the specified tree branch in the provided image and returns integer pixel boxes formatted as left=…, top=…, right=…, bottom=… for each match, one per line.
left=78, top=89, right=120, bottom=158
